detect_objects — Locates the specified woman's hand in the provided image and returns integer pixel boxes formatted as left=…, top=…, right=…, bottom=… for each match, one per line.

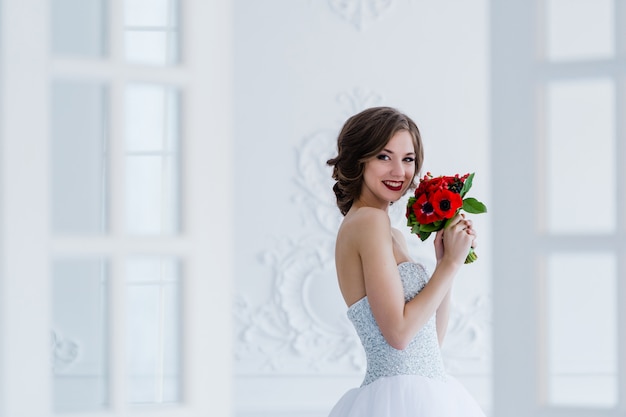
left=434, top=213, right=477, bottom=266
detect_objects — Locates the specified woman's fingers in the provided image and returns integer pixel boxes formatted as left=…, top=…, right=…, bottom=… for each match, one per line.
left=461, top=218, right=478, bottom=248
left=434, top=229, right=445, bottom=261
left=452, top=218, right=470, bottom=232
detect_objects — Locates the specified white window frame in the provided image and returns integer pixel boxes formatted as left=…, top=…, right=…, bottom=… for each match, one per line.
left=491, top=1, right=626, bottom=416
left=0, top=1, right=234, bottom=416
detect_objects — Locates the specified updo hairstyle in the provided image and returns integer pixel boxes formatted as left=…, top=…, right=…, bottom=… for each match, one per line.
left=326, top=106, right=424, bottom=216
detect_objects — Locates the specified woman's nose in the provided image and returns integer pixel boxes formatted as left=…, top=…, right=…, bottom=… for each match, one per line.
left=390, top=159, right=404, bottom=176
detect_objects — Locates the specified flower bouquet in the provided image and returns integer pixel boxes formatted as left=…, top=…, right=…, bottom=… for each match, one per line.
left=406, top=172, right=487, bottom=264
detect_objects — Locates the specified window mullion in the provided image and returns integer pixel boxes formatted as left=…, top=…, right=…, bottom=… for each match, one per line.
left=617, top=4, right=626, bottom=406
left=49, top=59, right=189, bottom=86
left=108, top=0, right=127, bottom=412
left=617, top=0, right=626, bottom=409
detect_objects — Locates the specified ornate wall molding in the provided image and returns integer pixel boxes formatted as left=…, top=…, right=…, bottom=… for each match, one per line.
left=51, top=330, right=80, bottom=373
left=235, top=235, right=364, bottom=373
left=326, top=0, right=396, bottom=30
left=235, top=89, right=380, bottom=375
left=441, top=294, right=491, bottom=374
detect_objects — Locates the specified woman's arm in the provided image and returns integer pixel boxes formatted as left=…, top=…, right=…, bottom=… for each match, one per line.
left=432, top=218, right=477, bottom=346
left=435, top=290, right=452, bottom=346
left=356, top=209, right=472, bottom=350
left=392, top=227, right=451, bottom=345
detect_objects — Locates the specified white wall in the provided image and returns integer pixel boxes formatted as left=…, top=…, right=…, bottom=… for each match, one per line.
left=233, top=1, right=491, bottom=416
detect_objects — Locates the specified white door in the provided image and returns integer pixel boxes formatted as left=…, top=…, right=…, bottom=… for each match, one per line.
left=492, top=0, right=626, bottom=415
left=0, top=1, right=234, bottom=416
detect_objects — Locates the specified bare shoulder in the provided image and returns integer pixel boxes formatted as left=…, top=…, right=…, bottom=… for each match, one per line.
left=338, top=207, right=391, bottom=248
left=342, top=206, right=391, bottom=233
left=342, top=207, right=394, bottom=259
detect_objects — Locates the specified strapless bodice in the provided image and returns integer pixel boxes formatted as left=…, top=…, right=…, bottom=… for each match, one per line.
left=347, top=262, right=447, bottom=386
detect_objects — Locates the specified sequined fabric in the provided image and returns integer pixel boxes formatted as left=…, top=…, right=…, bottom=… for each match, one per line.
left=347, top=262, right=447, bottom=386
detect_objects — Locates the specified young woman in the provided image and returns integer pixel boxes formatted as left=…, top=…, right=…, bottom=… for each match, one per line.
left=326, top=107, right=486, bottom=416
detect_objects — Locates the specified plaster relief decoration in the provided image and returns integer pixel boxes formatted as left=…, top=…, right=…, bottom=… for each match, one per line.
left=235, top=235, right=364, bottom=373
left=234, top=88, right=490, bottom=376
left=440, top=294, right=491, bottom=374
left=235, top=89, right=381, bottom=375
left=325, top=0, right=396, bottom=30
left=51, top=330, right=80, bottom=372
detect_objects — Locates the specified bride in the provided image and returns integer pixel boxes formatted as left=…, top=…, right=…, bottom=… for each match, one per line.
left=326, top=106, right=485, bottom=416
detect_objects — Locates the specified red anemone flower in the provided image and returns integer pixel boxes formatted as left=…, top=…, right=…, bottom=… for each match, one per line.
left=432, top=189, right=463, bottom=218
left=412, top=193, right=443, bottom=225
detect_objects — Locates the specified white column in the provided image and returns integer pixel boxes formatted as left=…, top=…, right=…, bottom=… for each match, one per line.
left=183, top=1, right=234, bottom=415
left=0, top=0, right=52, bottom=416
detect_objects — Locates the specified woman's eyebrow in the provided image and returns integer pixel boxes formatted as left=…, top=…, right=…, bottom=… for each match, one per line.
left=382, top=148, right=416, bottom=156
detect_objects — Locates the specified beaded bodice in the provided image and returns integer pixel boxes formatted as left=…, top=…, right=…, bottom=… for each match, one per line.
left=347, top=262, right=447, bottom=386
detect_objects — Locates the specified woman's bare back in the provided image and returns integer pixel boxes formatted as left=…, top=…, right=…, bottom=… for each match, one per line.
left=334, top=207, right=413, bottom=307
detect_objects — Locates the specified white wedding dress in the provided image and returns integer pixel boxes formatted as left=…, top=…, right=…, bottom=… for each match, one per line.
left=328, top=262, right=486, bottom=417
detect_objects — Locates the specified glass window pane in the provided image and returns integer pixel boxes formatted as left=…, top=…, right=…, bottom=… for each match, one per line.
left=125, top=32, right=174, bottom=67
left=545, top=253, right=617, bottom=407
left=546, top=0, right=614, bottom=61
left=125, top=84, right=178, bottom=153
left=51, top=80, right=108, bottom=235
left=51, top=0, right=107, bottom=57
left=546, top=79, right=615, bottom=234
left=124, top=0, right=179, bottom=65
left=125, top=83, right=180, bottom=235
left=126, top=257, right=181, bottom=404
left=52, top=258, right=109, bottom=412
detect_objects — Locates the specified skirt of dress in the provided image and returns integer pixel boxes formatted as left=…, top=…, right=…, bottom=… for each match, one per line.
left=328, top=374, right=486, bottom=417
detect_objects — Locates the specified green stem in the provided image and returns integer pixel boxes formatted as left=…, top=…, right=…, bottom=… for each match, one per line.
left=465, top=247, right=478, bottom=264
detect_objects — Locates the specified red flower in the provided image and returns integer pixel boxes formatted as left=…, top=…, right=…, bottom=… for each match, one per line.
left=412, top=193, right=442, bottom=224
left=432, top=189, right=463, bottom=218
left=415, top=174, right=447, bottom=196
left=406, top=171, right=486, bottom=264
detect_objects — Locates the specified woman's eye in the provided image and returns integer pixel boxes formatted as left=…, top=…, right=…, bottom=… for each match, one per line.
left=403, top=157, right=415, bottom=163
left=376, top=154, right=390, bottom=161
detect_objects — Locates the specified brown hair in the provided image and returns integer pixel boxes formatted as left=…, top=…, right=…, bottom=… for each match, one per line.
left=327, top=106, right=424, bottom=216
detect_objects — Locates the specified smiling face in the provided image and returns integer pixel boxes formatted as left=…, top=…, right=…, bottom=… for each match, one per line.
left=327, top=106, right=424, bottom=216
left=358, top=130, right=417, bottom=210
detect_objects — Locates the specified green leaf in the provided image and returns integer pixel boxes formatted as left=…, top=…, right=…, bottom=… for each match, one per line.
left=462, top=197, right=487, bottom=214
left=460, top=172, right=474, bottom=197
left=411, top=224, right=421, bottom=234
left=406, top=197, right=417, bottom=225
left=418, top=231, right=431, bottom=241
left=419, top=221, right=442, bottom=233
